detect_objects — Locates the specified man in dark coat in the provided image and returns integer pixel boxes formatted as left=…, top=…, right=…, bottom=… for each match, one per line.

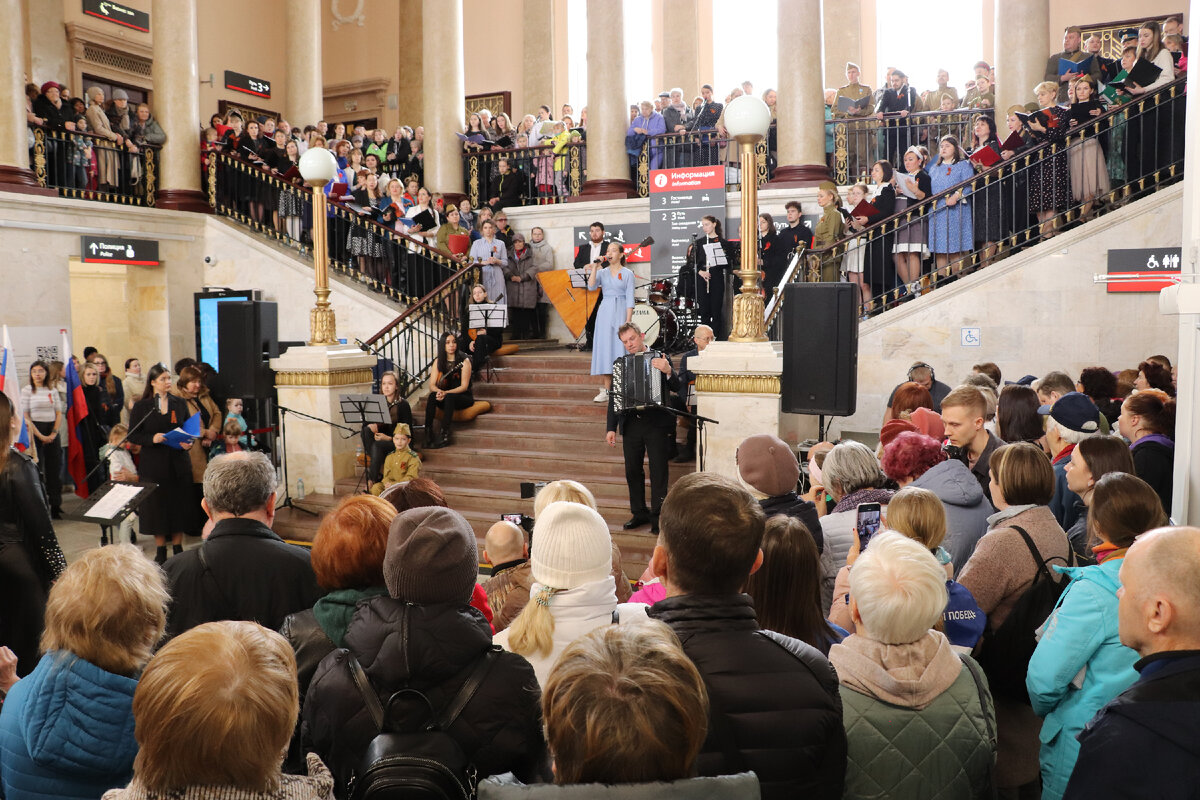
left=646, top=472, right=848, bottom=800
left=1064, top=526, right=1200, bottom=799
left=163, top=451, right=322, bottom=639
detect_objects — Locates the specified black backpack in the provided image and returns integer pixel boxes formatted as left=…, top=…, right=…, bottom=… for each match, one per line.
left=344, top=646, right=499, bottom=799
left=975, top=525, right=1074, bottom=704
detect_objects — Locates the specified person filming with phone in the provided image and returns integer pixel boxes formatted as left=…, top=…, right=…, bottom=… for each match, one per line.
left=816, top=441, right=894, bottom=615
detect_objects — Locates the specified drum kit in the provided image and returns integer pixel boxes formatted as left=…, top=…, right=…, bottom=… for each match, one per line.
left=632, top=277, right=701, bottom=353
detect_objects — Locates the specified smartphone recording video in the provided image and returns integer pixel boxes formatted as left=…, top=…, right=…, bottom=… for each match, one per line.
left=856, top=502, right=882, bottom=549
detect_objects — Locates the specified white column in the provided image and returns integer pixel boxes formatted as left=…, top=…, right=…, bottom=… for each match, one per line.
left=994, top=0, right=1048, bottom=117
left=151, top=0, right=207, bottom=211
left=422, top=0, right=464, bottom=197
left=0, top=0, right=52, bottom=193
left=770, top=0, right=830, bottom=186
left=523, top=0, right=556, bottom=114
left=577, top=0, right=635, bottom=199
left=286, top=0, right=323, bottom=127
left=1163, top=0, right=1200, bottom=525
left=661, top=0, right=700, bottom=100
left=821, top=0, right=861, bottom=90
left=690, top=343, right=785, bottom=479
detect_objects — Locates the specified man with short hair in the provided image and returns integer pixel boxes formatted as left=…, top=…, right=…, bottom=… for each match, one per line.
left=481, top=519, right=531, bottom=633
left=163, top=452, right=322, bottom=639
left=606, top=324, right=679, bottom=533
left=875, top=69, right=917, bottom=163
left=1045, top=26, right=1102, bottom=102
left=574, top=221, right=608, bottom=354
left=962, top=61, right=992, bottom=106
left=940, top=386, right=1004, bottom=504
left=883, top=361, right=953, bottom=421
left=834, top=63, right=873, bottom=174
left=923, top=68, right=959, bottom=111
left=1064, top=527, right=1200, bottom=799
left=777, top=200, right=815, bottom=262
left=1035, top=370, right=1076, bottom=407
left=1040, top=391, right=1101, bottom=530
left=646, top=472, right=847, bottom=799
left=486, top=158, right=524, bottom=212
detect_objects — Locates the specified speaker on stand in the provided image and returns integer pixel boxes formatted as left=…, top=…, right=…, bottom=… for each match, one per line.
left=781, top=283, right=859, bottom=439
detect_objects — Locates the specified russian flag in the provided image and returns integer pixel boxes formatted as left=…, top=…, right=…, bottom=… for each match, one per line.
left=62, top=329, right=90, bottom=499
left=0, top=326, right=30, bottom=452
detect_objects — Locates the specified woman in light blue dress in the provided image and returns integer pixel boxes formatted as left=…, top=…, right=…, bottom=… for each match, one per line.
left=589, top=241, right=635, bottom=402
left=926, top=135, right=974, bottom=281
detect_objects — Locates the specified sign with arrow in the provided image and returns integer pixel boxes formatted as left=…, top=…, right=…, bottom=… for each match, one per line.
left=82, top=0, right=150, bottom=32
left=80, top=235, right=160, bottom=266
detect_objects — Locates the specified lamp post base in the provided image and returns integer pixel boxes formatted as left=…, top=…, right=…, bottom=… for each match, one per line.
left=308, top=304, right=339, bottom=347
left=728, top=291, right=768, bottom=343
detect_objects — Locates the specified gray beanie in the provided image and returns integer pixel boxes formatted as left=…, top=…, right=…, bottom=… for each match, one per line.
left=383, top=506, right=478, bottom=605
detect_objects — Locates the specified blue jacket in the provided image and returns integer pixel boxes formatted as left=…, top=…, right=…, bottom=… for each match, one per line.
left=0, top=652, right=138, bottom=800
left=1025, top=557, right=1139, bottom=800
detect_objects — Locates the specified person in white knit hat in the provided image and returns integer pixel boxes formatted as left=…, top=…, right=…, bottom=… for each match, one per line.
left=494, top=501, right=617, bottom=686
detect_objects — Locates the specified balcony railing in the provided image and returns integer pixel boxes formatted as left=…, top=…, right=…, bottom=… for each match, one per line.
left=208, top=151, right=463, bottom=306
left=770, top=78, right=1186, bottom=326
left=30, top=125, right=159, bottom=206
left=829, top=109, right=984, bottom=186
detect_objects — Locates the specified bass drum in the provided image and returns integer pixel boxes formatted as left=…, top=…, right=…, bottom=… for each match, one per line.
left=630, top=304, right=678, bottom=349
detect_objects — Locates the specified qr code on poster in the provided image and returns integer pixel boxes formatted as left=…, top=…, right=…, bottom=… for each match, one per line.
left=36, top=345, right=60, bottom=362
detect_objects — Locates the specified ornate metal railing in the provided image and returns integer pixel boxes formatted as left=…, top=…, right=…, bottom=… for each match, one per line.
left=826, top=109, right=984, bottom=186
left=30, top=124, right=159, bottom=206
left=773, top=78, right=1186, bottom=324
left=208, top=151, right=462, bottom=306
left=463, top=141, right=586, bottom=207
left=360, top=264, right=481, bottom=399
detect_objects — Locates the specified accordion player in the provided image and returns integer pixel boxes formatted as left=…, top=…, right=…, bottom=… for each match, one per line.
left=611, top=351, right=670, bottom=412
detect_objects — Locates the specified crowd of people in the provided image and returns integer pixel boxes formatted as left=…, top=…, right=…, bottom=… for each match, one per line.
left=0, top=339, right=1191, bottom=800
left=812, top=19, right=1188, bottom=314
left=25, top=81, right=164, bottom=198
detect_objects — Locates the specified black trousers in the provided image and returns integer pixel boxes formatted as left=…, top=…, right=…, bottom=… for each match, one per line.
left=32, top=421, right=62, bottom=513
left=424, top=391, right=473, bottom=439
left=621, top=411, right=671, bottom=518
left=696, top=270, right=725, bottom=339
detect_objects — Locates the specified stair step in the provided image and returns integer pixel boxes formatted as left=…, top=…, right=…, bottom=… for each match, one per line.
left=474, top=382, right=601, bottom=399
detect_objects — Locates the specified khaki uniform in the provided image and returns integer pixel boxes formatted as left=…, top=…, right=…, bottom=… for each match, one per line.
left=924, top=86, right=960, bottom=111
left=834, top=83, right=874, bottom=179
left=1044, top=50, right=1102, bottom=102
left=813, top=204, right=845, bottom=282
left=369, top=447, right=421, bottom=495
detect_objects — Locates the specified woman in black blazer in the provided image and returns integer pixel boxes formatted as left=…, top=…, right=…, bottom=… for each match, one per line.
left=128, top=363, right=194, bottom=564
left=865, top=160, right=897, bottom=304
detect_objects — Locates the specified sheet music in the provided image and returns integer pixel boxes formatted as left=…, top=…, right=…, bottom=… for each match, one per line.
left=469, top=303, right=508, bottom=329
left=568, top=269, right=590, bottom=288
left=88, top=484, right=144, bottom=521
left=702, top=242, right=728, bottom=266
left=894, top=172, right=921, bottom=199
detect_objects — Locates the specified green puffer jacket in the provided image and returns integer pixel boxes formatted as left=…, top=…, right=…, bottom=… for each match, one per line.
left=841, top=657, right=997, bottom=800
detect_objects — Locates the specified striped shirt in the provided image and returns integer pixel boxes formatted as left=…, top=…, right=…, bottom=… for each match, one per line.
left=20, top=385, right=60, bottom=424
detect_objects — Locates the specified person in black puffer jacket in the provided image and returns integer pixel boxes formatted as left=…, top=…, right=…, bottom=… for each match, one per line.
left=644, top=472, right=847, bottom=800
left=302, top=506, right=549, bottom=795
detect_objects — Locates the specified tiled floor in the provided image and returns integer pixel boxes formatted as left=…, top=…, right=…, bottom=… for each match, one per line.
left=55, top=493, right=202, bottom=564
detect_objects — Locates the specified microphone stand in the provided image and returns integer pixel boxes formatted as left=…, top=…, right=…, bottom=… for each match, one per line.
left=275, top=404, right=357, bottom=515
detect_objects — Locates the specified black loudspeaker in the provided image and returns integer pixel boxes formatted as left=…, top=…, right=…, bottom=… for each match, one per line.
left=782, top=283, right=858, bottom=416
left=217, top=301, right=278, bottom=398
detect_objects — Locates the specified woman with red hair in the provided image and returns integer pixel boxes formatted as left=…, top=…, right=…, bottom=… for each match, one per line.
left=882, top=431, right=993, bottom=574
left=890, top=381, right=934, bottom=421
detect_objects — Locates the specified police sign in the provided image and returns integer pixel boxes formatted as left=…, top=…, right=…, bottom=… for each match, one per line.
left=80, top=236, right=160, bottom=266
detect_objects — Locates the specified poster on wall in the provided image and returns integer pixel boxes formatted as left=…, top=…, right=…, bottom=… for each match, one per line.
left=7, top=327, right=72, bottom=379
left=82, top=0, right=149, bottom=32
left=649, top=166, right=725, bottom=279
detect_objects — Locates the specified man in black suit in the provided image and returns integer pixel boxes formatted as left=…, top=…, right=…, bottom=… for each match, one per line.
left=776, top=200, right=814, bottom=256
left=671, top=323, right=714, bottom=463
left=574, top=221, right=608, bottom=350
left=606, top=323, right=679, bottom=534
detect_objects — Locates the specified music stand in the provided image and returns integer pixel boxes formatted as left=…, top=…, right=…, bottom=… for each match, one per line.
left=340, top=393, right=391, bottom=494
left=468, top=303, right=508, bottom=330
left=76, top=481, right=157, bottom=528
left=568, top=269, right=592, bottom=349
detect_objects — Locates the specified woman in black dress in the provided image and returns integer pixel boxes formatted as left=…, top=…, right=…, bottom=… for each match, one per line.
left=758, top=213, right=784, bottom=295
left=422, top=332, right=473, bottom=450
left=694, top=215, right=735, bottom=340
left=1026, top=82, right=1071, bottom=239
left=128, top=364, right=194, bottom=564
left=0, top=392, right=66, bottom=676
left=78, top=362, right=108, bottom=495
left=865, top=160, right=897, bottom=303
left=361, top=369, right=413, bottom=485
left=968, top=114, right=1004, bottom=266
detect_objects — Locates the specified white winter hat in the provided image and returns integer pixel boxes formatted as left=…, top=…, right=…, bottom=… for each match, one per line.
left=530, top=501, right=612, bottom=590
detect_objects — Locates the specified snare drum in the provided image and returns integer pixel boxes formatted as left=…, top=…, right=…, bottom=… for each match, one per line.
left=630, top=305, right=661, bottom=346
left=672, top=295, right=695, bottom=311
left=649, top=279, right=674, bottom=304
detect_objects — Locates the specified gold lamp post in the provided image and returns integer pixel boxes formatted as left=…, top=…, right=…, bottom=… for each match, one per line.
left=298, top=147, right=339, bottom=346
left=723, top=95, right=774, bottom=343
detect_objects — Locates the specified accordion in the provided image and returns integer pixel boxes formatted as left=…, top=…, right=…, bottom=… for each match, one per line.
left=612, top=351, right=668, bottom=412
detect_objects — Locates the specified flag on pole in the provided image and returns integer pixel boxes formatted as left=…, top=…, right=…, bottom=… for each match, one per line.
left=0, top=325, right=30, bottom=452
left=62, top=329, right=91, bottom=499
